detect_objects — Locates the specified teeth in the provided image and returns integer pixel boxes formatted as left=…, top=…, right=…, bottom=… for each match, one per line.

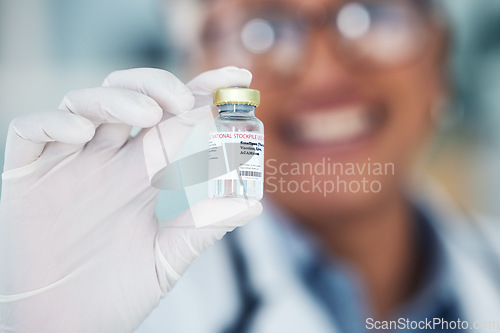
left=297, top=106, right=370, bottom=143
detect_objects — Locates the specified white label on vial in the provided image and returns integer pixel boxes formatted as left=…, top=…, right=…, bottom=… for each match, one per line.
left=208, top=131, right=264, bottom=182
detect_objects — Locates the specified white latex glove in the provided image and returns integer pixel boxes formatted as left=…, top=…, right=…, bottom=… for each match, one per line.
left=0, top=67, right=262, bottom=333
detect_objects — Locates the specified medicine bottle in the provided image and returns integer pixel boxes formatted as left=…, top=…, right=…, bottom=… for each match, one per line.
left=208, top=88, right=264, bottom=200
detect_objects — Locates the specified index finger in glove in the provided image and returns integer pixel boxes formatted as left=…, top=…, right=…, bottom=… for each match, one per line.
left=102, top=68, right=195, bottom=116
left=59, top=87, right=165, bottom=148
left=59, top=87, right=163, bottom=127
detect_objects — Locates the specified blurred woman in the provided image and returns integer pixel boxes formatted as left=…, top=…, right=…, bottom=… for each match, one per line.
left=138, top=0, right=500, bottom=332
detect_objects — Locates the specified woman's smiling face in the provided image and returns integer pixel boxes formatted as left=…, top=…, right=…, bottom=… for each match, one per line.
left=201, top=0, right=447, bottom=223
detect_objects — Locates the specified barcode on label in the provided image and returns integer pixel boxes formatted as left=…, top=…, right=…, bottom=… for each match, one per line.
left=239, top=171, right=262, bottom=178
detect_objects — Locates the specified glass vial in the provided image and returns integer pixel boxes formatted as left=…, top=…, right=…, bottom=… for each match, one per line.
left=208, top=88, right=264, bottom=200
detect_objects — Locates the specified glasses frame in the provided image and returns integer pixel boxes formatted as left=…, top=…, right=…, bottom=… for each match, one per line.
left=201, top=0, right=440, bottom=80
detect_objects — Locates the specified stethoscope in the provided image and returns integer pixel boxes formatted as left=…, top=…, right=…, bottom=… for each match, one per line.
left=222, top=230, right=261, bottom=333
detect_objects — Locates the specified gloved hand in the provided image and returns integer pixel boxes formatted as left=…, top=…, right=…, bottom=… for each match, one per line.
left=0, top=67, right=262, bottom=333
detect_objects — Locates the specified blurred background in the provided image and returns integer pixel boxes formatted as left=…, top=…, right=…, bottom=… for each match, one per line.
left=0, top=0, right=499, bottom=217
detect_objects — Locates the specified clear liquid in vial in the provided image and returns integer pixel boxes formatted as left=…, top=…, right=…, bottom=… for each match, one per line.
left=208, top=102, right=264, bottom=200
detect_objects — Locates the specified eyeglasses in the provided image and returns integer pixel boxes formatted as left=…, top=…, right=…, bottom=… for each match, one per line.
left=202, top=0, right=435, bottom=80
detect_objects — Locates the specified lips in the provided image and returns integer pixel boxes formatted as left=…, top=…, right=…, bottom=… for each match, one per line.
left=279, top=101, right=387, bottom=153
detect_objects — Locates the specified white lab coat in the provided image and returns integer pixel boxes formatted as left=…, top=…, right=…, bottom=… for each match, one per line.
left=136, top=182, right=500, bottom=333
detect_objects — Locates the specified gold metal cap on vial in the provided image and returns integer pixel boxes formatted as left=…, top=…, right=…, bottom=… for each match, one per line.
left=213, top=88, right=260, bottom=107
